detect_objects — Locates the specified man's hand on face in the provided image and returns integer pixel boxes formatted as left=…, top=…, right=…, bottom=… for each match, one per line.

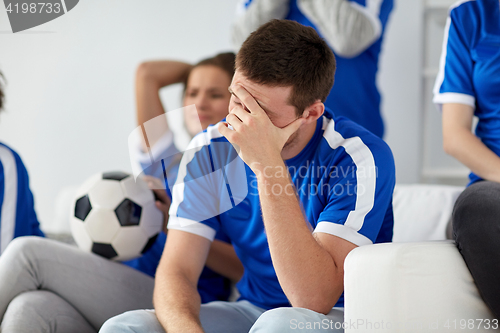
left=218, top=84, right=305, bottom=172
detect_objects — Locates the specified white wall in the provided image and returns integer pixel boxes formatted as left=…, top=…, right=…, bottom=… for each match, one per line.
left=0, top=0, right=237, bottom=232
left=379, top=0, right=424, bottom=184
left=0, top=0, right=439, bottom=232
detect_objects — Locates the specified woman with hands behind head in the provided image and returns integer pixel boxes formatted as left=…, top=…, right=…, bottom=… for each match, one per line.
left=0, top=53, right=242, bottom=333
left=126, top=51, right=243, bottom=299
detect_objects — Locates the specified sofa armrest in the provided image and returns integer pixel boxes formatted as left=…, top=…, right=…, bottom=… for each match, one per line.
left=344, top=241, right=497, bottom=332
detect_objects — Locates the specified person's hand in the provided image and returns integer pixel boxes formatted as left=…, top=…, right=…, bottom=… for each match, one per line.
left=142, top=175, right=171, bottom=233
left=218, top=84, right=304, bottom=173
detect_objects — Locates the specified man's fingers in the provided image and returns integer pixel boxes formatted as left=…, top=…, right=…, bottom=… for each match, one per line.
left=231, top=106, right=252, bottom=123
left=218, top=122, right=233, bottom=139
left=282, top=117, right=306, bottom=139
left=226, top=113, right=243, bottom=131
left=233, top=85, right=263, bottom=115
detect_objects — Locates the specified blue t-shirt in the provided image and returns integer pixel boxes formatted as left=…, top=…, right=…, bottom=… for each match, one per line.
left=168, top=113, right=395, bottom=309
left=0, top=143, right=44, bottom=254
left=433, top=0, right=500, bottom=185
left=124, top=131, right=232, bottom=303
left=240, top=0, right=393, bottom=138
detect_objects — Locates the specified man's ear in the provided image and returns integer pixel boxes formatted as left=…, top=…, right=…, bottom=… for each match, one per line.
left=301, top=100, right=324, bottom=123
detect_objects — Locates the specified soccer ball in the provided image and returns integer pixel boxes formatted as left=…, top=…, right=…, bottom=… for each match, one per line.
left=70, top=171, right=163, bottom=261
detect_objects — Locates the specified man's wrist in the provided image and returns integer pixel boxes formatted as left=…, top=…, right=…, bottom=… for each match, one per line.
left=250, top=158, right=287, bottom=182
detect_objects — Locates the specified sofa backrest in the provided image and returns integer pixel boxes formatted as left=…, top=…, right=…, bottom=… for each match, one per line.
left=392, top=184, right=464, bottom=242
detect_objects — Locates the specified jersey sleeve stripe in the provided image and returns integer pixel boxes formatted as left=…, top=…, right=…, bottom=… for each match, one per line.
left=323, top=119, right=377, bottom=233
left=433, top=15, right=452, bottom=106
left=167, top=216, right=217, bottom=241
left=0, top=146, right=18, bottom=254
left=432, top=0, right=476, bottom=111
left=313, top=221, right=372, bottom=246
left=433, top=92, right=476, bottom=110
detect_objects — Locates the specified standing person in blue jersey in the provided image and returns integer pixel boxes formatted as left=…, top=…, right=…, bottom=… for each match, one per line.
left=0, top=70, right=44, bottom=254
left=231, top=0, right=393, bottom=138
left=433, top=0, right=500, bottom=319
left=124, top=52, right=242, bottom=303
left=0, top=55, right=243, bottom=333
left=100, top=20, right=395, bottom=333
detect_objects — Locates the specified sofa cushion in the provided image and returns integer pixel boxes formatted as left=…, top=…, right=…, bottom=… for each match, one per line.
left=393, top=184, right=464, bottom=242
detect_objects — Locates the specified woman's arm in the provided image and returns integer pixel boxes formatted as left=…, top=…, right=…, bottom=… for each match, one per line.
left=135, top=61, right=193, bottom=149
left=206, top=240, right=244, bottom=282
left=442, top=103, right=500, bottom=183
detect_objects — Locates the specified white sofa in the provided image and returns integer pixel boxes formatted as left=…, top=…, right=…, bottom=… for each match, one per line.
left=344, top=184, right=498, bottom=332
left=52, top=183, right=497, bottom=331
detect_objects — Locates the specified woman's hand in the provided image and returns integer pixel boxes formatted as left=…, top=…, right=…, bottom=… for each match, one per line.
left=142, top=175, right=171, bottom=233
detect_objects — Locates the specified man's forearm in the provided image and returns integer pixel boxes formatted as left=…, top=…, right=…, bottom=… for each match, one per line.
left=154, top=271, right=204, bottom=333
left=256, top=160, right=343, bottom=313
left=152, top=230, right=212, bottom=332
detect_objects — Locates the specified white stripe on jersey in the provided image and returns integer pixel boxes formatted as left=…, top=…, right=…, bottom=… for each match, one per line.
left=321, top=117, right=377, bottom=233
left=168, top=216, right=217, bottom=241
left=315, top=221, right=372, bottom=246
left=432, top=0, right=476, bottom=110
left=434, top=92, right=476, bottom=108
left=0, top=146, right=18, bottom=254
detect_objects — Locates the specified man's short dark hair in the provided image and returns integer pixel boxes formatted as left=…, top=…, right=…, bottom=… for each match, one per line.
left=236, top=19, right=336, bottom=116
left=0, top=71, right=5, bottom=112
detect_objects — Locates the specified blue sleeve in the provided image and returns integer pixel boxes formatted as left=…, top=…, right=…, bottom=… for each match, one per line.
left=168, top=129, right=248, bottom=241
left=433, top=4, right=476, bottom=108
left=13, top=153, right=44, bottom=238
left=314, top=127, right=395, bottom=246
left=0, top=146, right=44, bottom=242
left=16, top=179, right=43, bottom=237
